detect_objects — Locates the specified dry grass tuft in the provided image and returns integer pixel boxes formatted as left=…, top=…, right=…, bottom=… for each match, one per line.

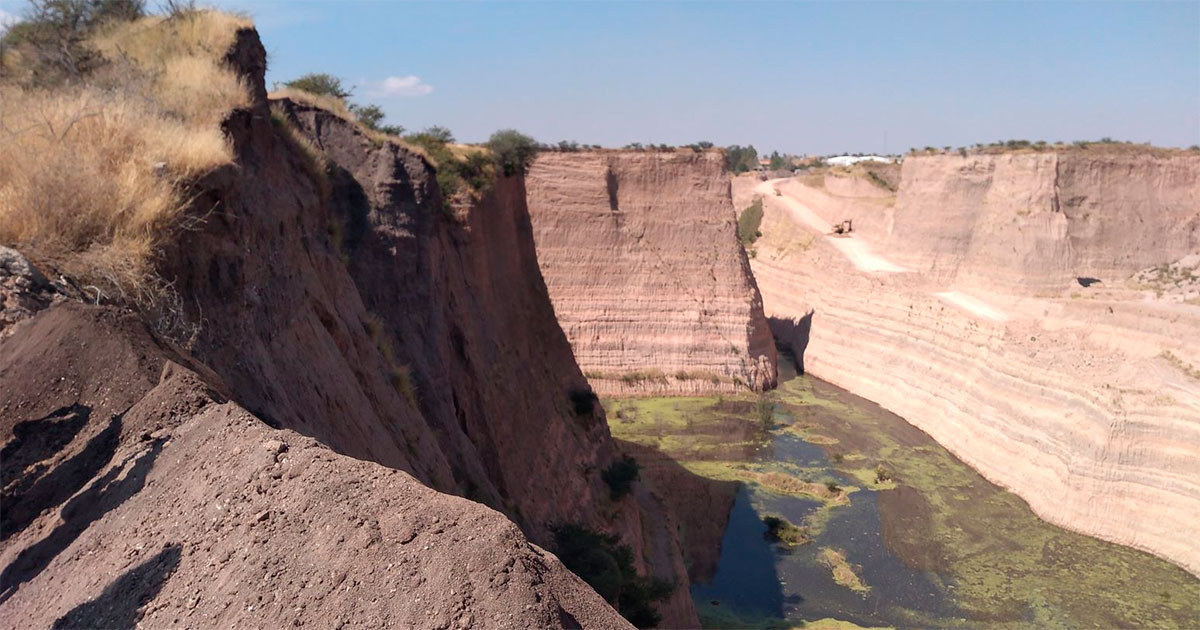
left=0, top=10, right=251, bottom=306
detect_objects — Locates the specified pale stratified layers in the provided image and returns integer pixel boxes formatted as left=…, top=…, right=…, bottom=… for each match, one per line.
left=743, top=151, right=1200, bottom=575
left=527, top=151, right=777, bottom=396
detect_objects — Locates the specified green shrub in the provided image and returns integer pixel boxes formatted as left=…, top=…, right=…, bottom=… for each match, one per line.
left=552, top=524, right=673, bottom=628
left=874, top=465, right=892, bottom=484
left=601, top=455, right=640, bottom=500
left=762, top=515, right=811, bottom=546
left=404, top=126, right=493, bottom=212
left=725, top=144, right=759, bottom=173
left=283, top=72, right=351, bottom=99
left=348, top=103, right=403, bottom=135
left=486, top=129, right=540, bottom=176
left=737, top=197, right=764, bottom=246
left=568, top=386, right=598, bottom=416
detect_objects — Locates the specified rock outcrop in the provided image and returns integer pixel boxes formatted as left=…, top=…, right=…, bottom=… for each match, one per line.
left=742, top=150, right=1200, bottom=576
left=525, top=151, right=777, bottom=396
left=1, top=22, right=697, bottom=628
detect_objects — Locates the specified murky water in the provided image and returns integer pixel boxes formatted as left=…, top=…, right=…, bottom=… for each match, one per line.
left=605, top=356, right=1200, bottom=630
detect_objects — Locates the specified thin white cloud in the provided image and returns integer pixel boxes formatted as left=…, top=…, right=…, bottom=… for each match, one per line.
left=366, top=75, right=434, bottom=98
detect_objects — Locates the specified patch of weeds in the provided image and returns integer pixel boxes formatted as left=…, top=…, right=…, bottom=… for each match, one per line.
left=762, top=515, right=812, bottom=546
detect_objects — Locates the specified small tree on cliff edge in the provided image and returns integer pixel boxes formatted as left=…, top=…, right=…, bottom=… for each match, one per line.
left=486, top=129, right=540, bottom=176
left=283, top=73, right=352, bottom=99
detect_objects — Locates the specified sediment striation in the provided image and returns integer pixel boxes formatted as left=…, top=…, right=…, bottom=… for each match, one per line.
left=526, top=151, right=777, bottom=396
left=1, top=20, right=696, bottom=628
left=743, top=151, right=1200, bottom=575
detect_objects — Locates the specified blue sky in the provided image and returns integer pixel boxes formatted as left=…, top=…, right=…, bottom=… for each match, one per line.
left=3, top=0, right=1197, bottom=154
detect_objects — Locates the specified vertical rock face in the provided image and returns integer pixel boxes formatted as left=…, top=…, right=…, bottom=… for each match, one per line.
left=888, top=153, right=1200, bottom=292
left=526, top=151, right=777, bottom=396
left=744, top=150, right=1200, bottom=575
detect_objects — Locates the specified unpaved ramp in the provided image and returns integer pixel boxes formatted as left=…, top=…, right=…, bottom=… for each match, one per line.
left=756, top=180, right=911, bottom=274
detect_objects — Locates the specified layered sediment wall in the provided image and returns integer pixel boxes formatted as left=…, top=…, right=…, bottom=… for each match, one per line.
left=744, top=151, right=1200, bottom=575
left=526, top=151, right=777, bottom=396
left=887, top=153, right=1200, bottom=292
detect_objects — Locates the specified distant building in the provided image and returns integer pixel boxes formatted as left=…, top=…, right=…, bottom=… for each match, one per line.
left=825, top=155, right=898, bottom=167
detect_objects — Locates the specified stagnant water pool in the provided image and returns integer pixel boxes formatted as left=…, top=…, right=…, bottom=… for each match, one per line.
left=604, top=357, right=1200, bottom=629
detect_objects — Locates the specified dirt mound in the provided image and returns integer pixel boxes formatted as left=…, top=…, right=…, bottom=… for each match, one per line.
left=0, top=302, right=630, bottom=629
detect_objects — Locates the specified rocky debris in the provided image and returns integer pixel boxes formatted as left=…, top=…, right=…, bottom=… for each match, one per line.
left=0, top=247, right=56, bottom=338
left=526, top=151, right=777, bottom=396
left=1132, top=254, right=1200, bottom=302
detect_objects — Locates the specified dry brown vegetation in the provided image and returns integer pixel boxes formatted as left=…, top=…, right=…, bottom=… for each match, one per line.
left=0, top=9, right=251, bottom=306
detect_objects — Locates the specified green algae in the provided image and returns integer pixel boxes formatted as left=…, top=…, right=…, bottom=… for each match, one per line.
left=602, top=365, right=1200, bottom=630
left=780, top=374, right=1200, bottom=629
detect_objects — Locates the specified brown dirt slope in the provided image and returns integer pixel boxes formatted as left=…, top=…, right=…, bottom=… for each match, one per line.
left=0, top=302, right=630, bottom=629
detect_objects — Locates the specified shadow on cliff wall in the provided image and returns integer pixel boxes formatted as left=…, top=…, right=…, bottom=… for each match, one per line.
left=0, top=431, right=164, bottom=604
left=768, top=313, right=812, bottom=375
left=617, top=437, right=800, bottom=621
left=51, top=543, right=181, bottom=629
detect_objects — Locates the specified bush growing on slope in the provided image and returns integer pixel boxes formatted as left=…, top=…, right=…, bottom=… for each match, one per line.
left=552, top=524, right=674, bottom=628
left=601, top=455, right=640, bottom=500
left=278, top=73, right=407, bottom=137
left=737, top=197, right=764, bottom=246
left=486, top=129, right=540, bottom=176
left=282, top=72, right=351, bottom=99
left=568, top=386, right=599, bottom=416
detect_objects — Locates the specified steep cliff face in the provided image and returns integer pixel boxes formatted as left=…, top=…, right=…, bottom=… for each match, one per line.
left=888, top=153, right=1200, bottom=292
left=526, top=151, right=777, bottom=396
left=1, top=24, right=697, bottom=628
left=743, top=151, right=1200, bottom=575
